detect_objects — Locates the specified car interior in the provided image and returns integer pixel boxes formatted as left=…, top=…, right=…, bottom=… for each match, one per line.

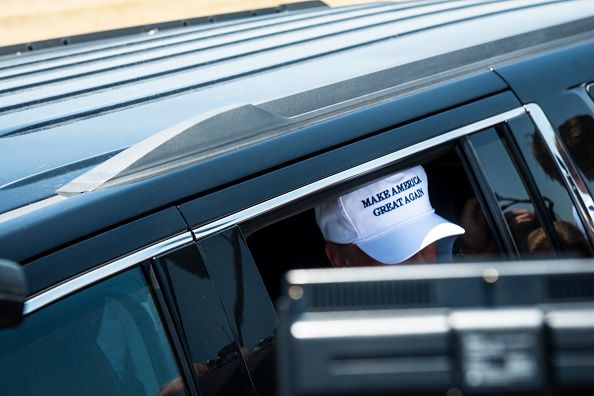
left=246, top=146, right=501, bottom=302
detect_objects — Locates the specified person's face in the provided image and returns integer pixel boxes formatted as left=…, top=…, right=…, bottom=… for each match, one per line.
left=325, top=242, right=437, bottom=267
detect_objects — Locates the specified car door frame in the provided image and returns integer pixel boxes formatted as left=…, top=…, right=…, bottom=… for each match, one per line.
left=17, top=95, right=594, bottom=396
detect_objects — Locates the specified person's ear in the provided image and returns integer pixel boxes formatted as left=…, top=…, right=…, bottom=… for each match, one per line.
left=324, top=243, right=346, bottom=267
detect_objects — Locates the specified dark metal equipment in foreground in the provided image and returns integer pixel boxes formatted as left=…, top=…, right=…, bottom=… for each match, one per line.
left=279, top=261, right=594, bottom=395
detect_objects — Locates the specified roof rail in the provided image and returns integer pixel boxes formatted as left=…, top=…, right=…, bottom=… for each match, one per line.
left=57, top=103, right=291, bottom=195
left=0, top=1, right=328, bottom=56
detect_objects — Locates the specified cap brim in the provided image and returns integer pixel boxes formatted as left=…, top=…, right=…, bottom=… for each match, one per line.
left=356, top=213, right=465, bottom=264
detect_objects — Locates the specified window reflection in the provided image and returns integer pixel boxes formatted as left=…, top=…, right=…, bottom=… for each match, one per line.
left=526, top=221, right=590, bottom=257
left=469, top=128, right=549, bottom=258
left=558, top=115, right=594, bottom=192
left=0, top=268, right=184, bottom=396
left=197, top=228, right=278, bottom=396
left=155, top=244, right=256, bottom=396
left=508, top=116, right=592, bottom=258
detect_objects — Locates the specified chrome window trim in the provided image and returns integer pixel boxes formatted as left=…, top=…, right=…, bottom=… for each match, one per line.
left=547, top=307, right=594, bottom=329
left=525, top=103, right=594, bottom=244
left=449, top=308, right=543, bottom=330
left=291, top=313, right=449, bottom=339
left=0, top=195, right=67, bottom=224
left=193, top=106, right=526, bottom=240
left=24, top=232, right=194, bottom=315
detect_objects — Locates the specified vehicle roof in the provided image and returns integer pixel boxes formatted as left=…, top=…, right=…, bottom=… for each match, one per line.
left=1, top=0, right=594, bottom=259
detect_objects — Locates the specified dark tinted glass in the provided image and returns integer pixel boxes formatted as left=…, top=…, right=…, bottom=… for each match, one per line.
left=0, top=267, right=183, bottom=396
left=155, top=244, right=256, bottom=396
left=557, top=113, right=594, bottom=204
left=198, top=227, right=278, bottom=396
left=469, top=128, right=550, bottom=258
left=507, top=116, right=591, bottom=258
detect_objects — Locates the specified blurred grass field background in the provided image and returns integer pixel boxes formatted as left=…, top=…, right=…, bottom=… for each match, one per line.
left=0, top=0, right=385, bottom=48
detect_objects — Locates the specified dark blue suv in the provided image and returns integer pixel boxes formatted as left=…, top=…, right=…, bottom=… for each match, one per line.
left=1, top=1, right=594, bottom=394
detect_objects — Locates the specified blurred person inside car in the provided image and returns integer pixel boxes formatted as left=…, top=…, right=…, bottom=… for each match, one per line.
left=533, top=115, right=594, bottom=182
left=558, top=115, right=594, bottom=181
left=532, top=114, right=594, bottom=238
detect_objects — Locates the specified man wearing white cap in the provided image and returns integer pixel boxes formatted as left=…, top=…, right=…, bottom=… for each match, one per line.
left=315, top=165, right=465, bottom=266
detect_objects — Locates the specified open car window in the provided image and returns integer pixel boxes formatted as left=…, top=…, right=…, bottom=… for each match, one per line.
left=246, top=125, right=593, bottom=301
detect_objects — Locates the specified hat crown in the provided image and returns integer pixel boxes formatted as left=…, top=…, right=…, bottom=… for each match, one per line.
left=316, top=165, right=433, bottom=243
left=342, top=166, right=432, bottom=241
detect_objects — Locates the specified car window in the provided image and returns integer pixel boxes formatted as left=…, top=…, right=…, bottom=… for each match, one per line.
left=197, top=227, right=278, bottom=396
left=154, top=244, right=256, bottom=396
left=557, top=114, right=594, bottom=203
left=467, top=127, right=552, bottom=258
left=506, top=116, right=592, bottom=258
left=0, top=267, right=183, bottom=396
left=247, top=148, right=504, bottom=301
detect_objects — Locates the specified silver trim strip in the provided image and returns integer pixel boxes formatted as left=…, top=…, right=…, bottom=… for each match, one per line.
left=0, top=195, right=67, bottom=224
left=525, top=103, right=594, bottom=244
left=291, top=314, right=449, bottom=339
left=450, top=308, right=543, bottom=330
left=24, top=232, right=194, bottom=315
left=193, top=106, right=527, bottom=239
left=546, top=308, right=594, bottom=329
left=286, top=260, right=594, bottom=285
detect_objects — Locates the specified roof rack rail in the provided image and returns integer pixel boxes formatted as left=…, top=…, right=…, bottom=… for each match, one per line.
left=0, top=1, right=328, bottom=56
left=57, top=103, right=292, bottom=195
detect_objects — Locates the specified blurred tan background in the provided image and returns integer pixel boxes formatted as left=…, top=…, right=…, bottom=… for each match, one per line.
left=0, top=0, right=386, bottom=47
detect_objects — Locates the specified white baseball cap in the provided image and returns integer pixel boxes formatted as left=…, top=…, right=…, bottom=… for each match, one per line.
left=315, top=165, right=465, bottom=264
